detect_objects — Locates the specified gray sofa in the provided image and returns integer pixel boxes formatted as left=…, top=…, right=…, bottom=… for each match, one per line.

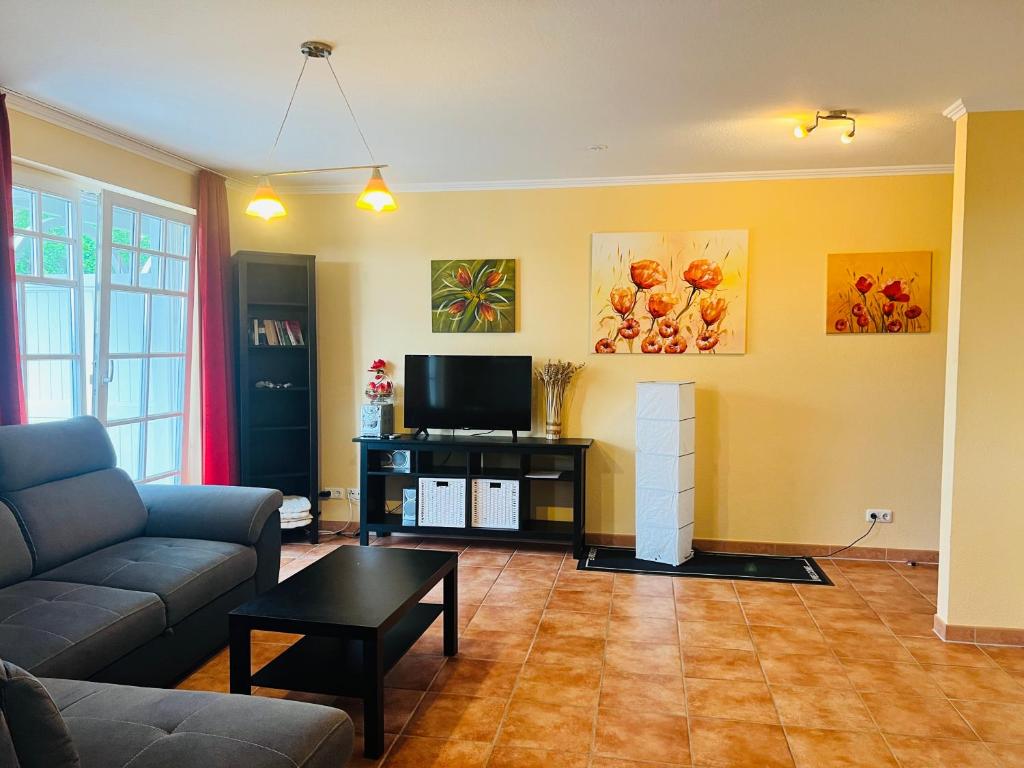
left=1, top=657, right=353, bottom=768
left=0, top=416, right=282, bottom=687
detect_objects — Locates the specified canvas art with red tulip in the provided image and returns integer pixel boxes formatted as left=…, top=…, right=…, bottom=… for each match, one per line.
left=591, top=231, right=749, bottom=354
left=431, top=259, right=515, bottom=333
left=826, top=251, right=931, bottom=335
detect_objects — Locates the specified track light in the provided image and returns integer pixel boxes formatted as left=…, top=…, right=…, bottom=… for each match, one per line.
left=793, top=110, right=857, bottom=144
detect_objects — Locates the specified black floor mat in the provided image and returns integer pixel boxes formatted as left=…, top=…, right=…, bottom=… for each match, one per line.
left=578, top=546, right=832, bottom=585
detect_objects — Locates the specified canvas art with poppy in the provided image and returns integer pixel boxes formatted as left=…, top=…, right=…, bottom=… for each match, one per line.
left=826, top=251, right=931, bottom=335
left=591, top=231, right=749, bottom=354
left=431, top=259, right=516, bottom=333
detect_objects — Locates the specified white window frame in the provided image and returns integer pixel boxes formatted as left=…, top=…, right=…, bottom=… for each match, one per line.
left=96, top=191, right=196, bottom=484
left=11, top=169, right=87, bottom=422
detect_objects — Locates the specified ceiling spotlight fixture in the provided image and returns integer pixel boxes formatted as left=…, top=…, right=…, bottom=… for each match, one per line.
left=793, top=110, right=856, bottom=144
left=246, top=40, right=396, bottom=220
left=586, top=144, right=609, bottom=152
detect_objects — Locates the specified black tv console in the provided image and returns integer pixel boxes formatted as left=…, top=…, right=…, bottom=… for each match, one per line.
left=353, top=434, right=593, bottom=558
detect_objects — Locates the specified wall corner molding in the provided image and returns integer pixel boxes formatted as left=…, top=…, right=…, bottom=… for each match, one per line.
left=942, top=99, right=968, bottom=121
left=4, top=89, right=203, bottom=176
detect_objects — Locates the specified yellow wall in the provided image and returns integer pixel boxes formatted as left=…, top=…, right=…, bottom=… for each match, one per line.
left=229, top=174, right=952, bottom=549
left=8, top=108, right=195, bottom=209
left=939, top=111, right=1024, bottom=629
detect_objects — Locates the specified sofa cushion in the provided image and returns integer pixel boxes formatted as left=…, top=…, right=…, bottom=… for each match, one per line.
left=37, top=537, right=258, bottom=625
left=42, top=677, right=354, bottom=768
left=2, top=468, right=148, bottom=574
left=0, top=659, right=80, bottom=768
left=0, top=416, right=116, bottom=492
left=0, top=581, right=165, bottom=679
left=0, top=501, right=31, bottom=588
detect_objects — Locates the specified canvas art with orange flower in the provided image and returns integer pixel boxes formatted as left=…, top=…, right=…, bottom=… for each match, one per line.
left=826, top=251, right=931, bottom=335
left=590, top=231, right=748, bottom=354
left=431, top=259, right=515, bottom=333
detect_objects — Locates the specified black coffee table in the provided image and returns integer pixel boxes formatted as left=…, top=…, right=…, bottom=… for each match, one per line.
left=228, top=545, right=458, bottom=758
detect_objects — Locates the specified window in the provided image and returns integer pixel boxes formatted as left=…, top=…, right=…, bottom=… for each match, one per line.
left=12, top=173, right=196, bottom=484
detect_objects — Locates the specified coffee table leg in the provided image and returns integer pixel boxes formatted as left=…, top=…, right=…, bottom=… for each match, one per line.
left=443, top=567, right=458, bottom=656
left=229, top=619, right=251, bottom=695
left=362, top=634, right=385, bottom=758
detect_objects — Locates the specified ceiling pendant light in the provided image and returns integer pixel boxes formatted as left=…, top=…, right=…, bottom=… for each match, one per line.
left=793, top=110, right=857, bottom=144
left=246, top=40, right=396, bottom=220
left=245, top=176, right=287, bottom=220
left=356, top=167, right=398, bottom=212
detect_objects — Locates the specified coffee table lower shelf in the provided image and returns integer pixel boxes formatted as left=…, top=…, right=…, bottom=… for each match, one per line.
left=250, top=603, right=443, bottom=696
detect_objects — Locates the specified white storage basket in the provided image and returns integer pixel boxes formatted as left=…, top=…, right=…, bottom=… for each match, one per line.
left=471, top=478, right=520, bottom=530
left=418, top=477, right=466, bottom=528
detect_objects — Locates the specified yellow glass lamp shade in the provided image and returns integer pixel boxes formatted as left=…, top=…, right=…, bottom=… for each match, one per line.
left=356, top=168, right=398, bottom=212
left=793, top=124, right=808, bottom=139
left=840, top=129, right=856, bottom=145
left=246, top=177, right=287, bottom=220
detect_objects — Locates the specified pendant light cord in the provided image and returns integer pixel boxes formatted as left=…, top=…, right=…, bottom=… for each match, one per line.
left=269, top=54, right=310, bottom=166
left=325, top=56, right=376, bottom=164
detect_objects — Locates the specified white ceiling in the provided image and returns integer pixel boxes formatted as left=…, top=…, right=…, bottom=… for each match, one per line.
left=2, top=0, right=1023, bottom=189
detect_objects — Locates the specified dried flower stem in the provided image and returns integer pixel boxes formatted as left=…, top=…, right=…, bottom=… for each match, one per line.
left=535, top=360, right=585, bottom=440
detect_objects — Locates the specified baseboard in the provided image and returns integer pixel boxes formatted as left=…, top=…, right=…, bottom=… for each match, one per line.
left=934, top=614, right=1024, bottom=646
left=585, top=533, right=938, bottom=564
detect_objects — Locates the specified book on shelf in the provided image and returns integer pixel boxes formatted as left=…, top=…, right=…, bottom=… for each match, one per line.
left=250, top=318, right=305, bottom=347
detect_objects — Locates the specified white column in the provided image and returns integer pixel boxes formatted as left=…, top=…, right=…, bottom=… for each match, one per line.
left=635, top=381, right=696, bottom=565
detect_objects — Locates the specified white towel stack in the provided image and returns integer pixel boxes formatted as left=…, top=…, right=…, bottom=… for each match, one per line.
left=279, top=495, right=313, bottom=529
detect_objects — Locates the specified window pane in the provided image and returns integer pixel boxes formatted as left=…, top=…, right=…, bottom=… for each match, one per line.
left=139, top=252, right=161, bottom=288
left=13, top=187, right=35, bottom=231
left=107, top=422, right=142, bottom=480
left=166, top=221, right=189, bottom=257
left=111, top=206, right=136, bottom=246
left=109, top=291, right=146, bottom=353
left=42, top=240, right=71, bottom=279
left=150, top=295, right=185, bottom=353
left=25, top=359, right=77, bottom=422
left=148, top=356, right=185, bottom=415
left=145, top=416, right=182, bottom=477
left=140, top=214, right=163, bottom=251
left=41, top=194, right=72, bottom=237
left=163, top=257, right=187, bottom=292
left=111, top=248, right=134, bottom=285
left=15, top=235, right=36, bottom=276
left=23, top=283, right=74, bottom=355
left=82, top=193, right=99, bottom=276
left=148, top=474, right=180, bottom=485
left=107, top=357, right=146, bottom=421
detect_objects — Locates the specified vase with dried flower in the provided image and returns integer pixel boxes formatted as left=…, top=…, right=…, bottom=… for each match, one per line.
left=535, top=360, right=585, bottom=440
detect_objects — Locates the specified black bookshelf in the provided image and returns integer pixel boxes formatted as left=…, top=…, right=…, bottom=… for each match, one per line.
left=353, top=434, right=592, bottom=558
left=234, top=251, right=319, bottom=543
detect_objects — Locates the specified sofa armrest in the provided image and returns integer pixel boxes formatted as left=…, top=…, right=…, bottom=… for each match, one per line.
left=138, top=484, right=283, bottom=546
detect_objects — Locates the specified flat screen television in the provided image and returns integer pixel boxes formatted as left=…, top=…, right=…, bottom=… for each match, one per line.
left=404, top=355, right=532, bottom=438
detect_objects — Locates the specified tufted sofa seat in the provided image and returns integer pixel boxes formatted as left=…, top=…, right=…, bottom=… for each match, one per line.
left=1, top=658, right=354, bottom=768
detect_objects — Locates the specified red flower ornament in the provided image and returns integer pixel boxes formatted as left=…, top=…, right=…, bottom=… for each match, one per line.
left=683, top=259, right=723, bottom=292
left=595, top=338, right=617, bottom=353
left=657, top=317, right=679, bottom=338
left=886, top=318, right=903, bottom=333
left=855, top=275, right=874, bottom=294
left=856, top=314, right=870, bottom=328
left=905, top=305, right=923, bottom=319
left=834, top=318, right=848, bottom=332
left=630, top=260, right=668, bottom=290
left=851, top=303, right=866, bottom=318
left=664, top=336, right=687, bottom=354
left=619, top=318, right=641, bottom=339
left=641, top=335, right=663, bottom=354
left=455, top=265, right=472, bottom=288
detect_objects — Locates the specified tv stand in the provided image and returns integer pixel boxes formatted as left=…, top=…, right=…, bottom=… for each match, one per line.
left=353, top=434, right=593, bottom=558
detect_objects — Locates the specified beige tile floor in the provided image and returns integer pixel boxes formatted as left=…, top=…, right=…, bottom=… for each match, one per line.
left=178, top=534, right=1024, bottom=767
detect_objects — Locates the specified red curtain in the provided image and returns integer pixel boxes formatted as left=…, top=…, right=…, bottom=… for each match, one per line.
left=196, top=170, right=238, bottom=484
left=0, top=94, right=26, bottom=425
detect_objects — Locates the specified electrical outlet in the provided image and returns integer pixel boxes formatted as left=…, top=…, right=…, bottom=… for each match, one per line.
left=347, top=488, right=360, bottom=502
left=866, top=509, right=893, bottom=523
left=324, top=488, right=345, bottom=500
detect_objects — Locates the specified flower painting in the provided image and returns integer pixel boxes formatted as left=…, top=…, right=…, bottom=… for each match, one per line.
left=826, top=252, right=931, bottom=335
left=431, top=259, right=516, bottom=333
left=591, top=231, right=748, bottom=354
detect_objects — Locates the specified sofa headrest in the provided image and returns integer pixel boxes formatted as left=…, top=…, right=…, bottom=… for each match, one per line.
left=0, top=417, right=116, bottom=492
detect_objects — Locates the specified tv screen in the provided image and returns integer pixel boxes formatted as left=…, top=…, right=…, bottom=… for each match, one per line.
left=404, top=355, right=532, bottom=433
